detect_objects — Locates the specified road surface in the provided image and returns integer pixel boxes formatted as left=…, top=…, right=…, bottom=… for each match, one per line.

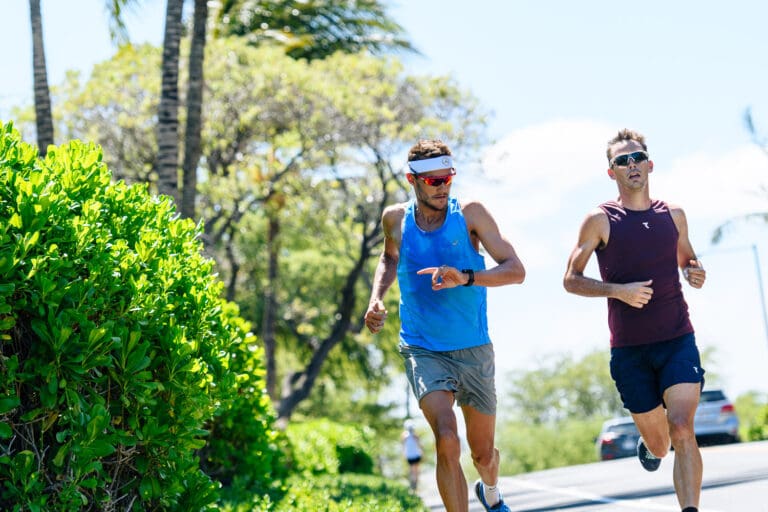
left=418, top=440, right=768, bottom=511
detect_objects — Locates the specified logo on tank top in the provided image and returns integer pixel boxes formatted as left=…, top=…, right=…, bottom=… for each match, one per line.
left=642, top=222, right=650, bottom=229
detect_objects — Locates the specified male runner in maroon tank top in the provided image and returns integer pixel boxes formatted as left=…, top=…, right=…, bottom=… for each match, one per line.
left=563, top=129, right=706, bottom=512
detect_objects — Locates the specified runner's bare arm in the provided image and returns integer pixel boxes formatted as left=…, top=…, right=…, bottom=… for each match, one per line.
left=365, top=205, right=404, bottom=333
left=462, top=200, right=525, bottom=286
left=563, top=209, right=654, bottom=308
left=670, top=206, right=706, bottom=289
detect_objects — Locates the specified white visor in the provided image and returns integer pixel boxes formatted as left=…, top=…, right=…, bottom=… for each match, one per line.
left=407, top=155, right=454, bottom=174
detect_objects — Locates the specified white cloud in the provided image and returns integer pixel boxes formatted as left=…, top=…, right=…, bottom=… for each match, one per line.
left=655, top=146, right=768, bottom=219
left=472, top=120, right=614, bottom=223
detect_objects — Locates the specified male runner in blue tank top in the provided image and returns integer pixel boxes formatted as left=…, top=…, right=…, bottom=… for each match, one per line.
left=563, top=129, right=706, bottom=512
left=364, top=139, right=525, bottom=512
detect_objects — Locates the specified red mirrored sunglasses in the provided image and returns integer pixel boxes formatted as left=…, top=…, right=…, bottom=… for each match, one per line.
left=409, top=169, right=456, bottom=187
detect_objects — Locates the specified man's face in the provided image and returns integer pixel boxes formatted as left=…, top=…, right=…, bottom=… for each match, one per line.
left=408, top=167, right=454, bottom=210
left=607, top=140, right=653, bottom=188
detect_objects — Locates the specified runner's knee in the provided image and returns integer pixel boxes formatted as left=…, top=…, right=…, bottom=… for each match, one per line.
left=471, top=446, right=498, bottom=469
left=667, top=415, right=696, bottom=445
left=434, top=428, right=461, bottom=461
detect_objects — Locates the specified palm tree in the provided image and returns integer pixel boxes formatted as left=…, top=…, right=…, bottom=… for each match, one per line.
left=29, top=0, right=54, bottom=156
left=181, top=0, right=209, bottom=220
left=215, top=0, right=415, bottom=60
left=156, top=0, right=184, bottom=205
left=29, top=0, right=134, bottom=158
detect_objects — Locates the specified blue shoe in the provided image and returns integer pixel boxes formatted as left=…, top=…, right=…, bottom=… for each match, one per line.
left=637, top=437, right=661, bottom=472
left=474, top=479, right=510, bottom=512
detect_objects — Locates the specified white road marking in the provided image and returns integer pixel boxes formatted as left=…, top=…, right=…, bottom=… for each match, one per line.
left=508, top=477, right=726, bottom=512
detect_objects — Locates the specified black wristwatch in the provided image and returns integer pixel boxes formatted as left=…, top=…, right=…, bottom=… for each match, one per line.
left=461, top=269, right=474, bottom=286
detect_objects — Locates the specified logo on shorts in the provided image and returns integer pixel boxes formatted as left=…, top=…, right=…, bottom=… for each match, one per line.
left=693, top=366, right=699, bottom=374
left=642, top=222, right=650, bottom=229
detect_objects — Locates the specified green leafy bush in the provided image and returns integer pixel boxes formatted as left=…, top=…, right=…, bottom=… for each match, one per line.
left=223, top=474, right=428, bottom=512
left=0, top=122, right=280, bottom=510
left=285, top=419, right=376, bottom=476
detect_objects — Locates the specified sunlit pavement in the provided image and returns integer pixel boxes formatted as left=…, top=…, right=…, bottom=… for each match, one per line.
left=418, top=441, right=768, bottom=512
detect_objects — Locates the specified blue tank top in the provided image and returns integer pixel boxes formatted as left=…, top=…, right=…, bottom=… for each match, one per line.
left=397, top=197, right=489, bottom=351
left=596, top=200, right=693, bottom=347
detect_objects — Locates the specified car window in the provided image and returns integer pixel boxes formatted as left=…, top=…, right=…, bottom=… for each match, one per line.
left=608, top=424, right=638, bottom=435
left=700, top=390, right=726, bottom=403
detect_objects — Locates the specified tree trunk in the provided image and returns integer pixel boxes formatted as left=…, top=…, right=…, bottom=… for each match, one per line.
left=156, top=0, right=184, bottom=204
left=29, top=0, right=54, bottom=157
left=262, top=215, right=280, bottom=400
left=181, top=0, right=208, bottom=219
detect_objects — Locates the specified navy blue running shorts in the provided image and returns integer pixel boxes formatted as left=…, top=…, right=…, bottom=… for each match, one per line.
left=609, top=332, right=705, bottom=414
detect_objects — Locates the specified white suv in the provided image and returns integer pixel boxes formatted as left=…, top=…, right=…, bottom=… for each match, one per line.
left=694, top=389, right=740, bottom=445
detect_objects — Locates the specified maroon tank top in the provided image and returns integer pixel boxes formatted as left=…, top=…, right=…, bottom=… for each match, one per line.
left=596, top=200, right=693, bottom=347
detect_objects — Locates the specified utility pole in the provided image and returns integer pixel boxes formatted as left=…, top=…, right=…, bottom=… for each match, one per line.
left=751, top=244, right=768, bottom=349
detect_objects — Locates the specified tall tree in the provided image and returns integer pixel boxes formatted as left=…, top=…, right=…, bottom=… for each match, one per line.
left=157, top=0, right=415, bottom=218
left=181, top=0, right=209, bottom=219
left=28, top=0, right=135, bottom=158
left=156, top=0, right=184, bottom=204
left=29, top=0, right=54, bottom=156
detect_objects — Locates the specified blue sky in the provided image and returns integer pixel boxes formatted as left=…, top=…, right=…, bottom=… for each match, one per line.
left=3, top=1, right=768, bottom=399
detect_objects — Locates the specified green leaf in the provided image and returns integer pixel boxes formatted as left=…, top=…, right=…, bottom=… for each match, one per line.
left=85, top=440, right=115, bottom=458
left=79, top=477, right=98, bottom=489
left=53, top=443, right=69, bottom=467
left=0, top=396, right=20, bottom=414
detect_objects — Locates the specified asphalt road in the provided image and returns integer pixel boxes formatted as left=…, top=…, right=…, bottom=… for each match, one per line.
left=419, top=440, right=768, bottom=511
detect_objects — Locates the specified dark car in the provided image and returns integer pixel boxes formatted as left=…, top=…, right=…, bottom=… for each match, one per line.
left=596, top=388, right=740, bottom=460
left=595, top=416, right=640, bottom=461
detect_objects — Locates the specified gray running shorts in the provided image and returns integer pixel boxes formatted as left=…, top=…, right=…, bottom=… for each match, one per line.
left=399, top=343, right=497, bottom=416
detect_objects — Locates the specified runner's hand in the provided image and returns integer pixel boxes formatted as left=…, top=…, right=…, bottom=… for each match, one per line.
left=417, top=265, right=466, bottom=290
left=365, top=300, right=387, bottom=333
left=618, top=280, right=654, bottom=308
left=684, top=259, right=706, bottom=289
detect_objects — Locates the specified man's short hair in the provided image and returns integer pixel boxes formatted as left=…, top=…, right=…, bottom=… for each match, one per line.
left=408, top=139, right=452, bottom=162
left=606, top=129, right=648, bottom=161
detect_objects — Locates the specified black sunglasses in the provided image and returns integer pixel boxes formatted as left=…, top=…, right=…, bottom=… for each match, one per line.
left=611, top=151, right=648, bottom=167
